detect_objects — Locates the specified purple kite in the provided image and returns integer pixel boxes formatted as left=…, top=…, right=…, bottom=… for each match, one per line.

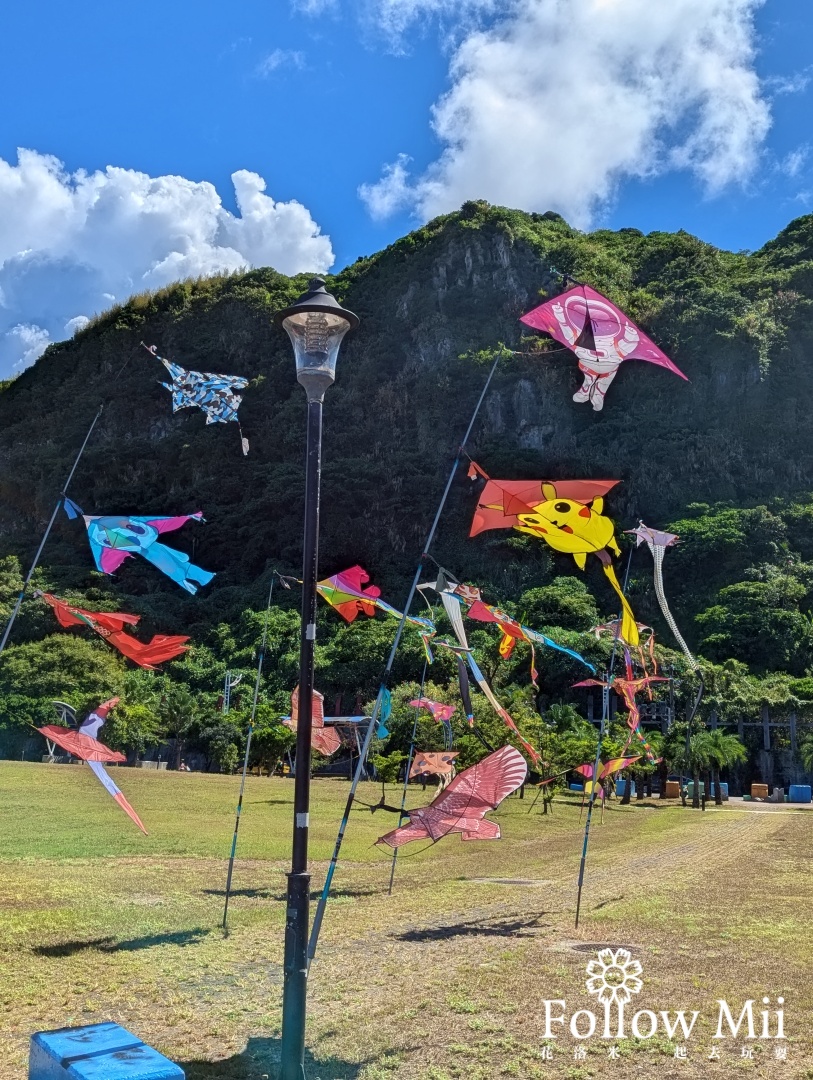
left=520, top=284, right=687, bottom=411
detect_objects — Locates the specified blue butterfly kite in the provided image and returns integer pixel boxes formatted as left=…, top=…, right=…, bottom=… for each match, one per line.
left=142, top=342, right=250, bottom=454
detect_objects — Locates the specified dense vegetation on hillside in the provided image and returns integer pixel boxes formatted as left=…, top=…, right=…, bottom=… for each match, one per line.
left=2, top=202, right=813, bottom=775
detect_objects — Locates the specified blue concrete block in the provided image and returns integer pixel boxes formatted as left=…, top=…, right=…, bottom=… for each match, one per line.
left=569, top=783, right=583, bottom=791
left=789, top=784, right=812, bottom=803
left=30, top=1023, right=184, bottom=1080
left=615, top=779, right=635, bottom=797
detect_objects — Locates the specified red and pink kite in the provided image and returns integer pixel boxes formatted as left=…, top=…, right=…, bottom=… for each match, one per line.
left=38, top=698, right=147, bottom=834
left=377, top=745, right=527, bottom=848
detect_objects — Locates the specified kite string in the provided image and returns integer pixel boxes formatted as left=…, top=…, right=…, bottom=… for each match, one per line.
left=307, top=352, right=501, bottom=964
left=0, top=403, right=104, bottom=659
left=222, top=574, right=276, bottom=931
left=1, top=340, right=150, bottom=658
left=574, top=545, right=634, bottom=930
left=387, top=658, right=429, bottom=895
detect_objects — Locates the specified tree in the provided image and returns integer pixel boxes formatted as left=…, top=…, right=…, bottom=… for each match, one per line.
left=703, top=730, right=747, bottom=804
left=156, top=683, right=200, bottom=769
left=686, top=731, right=714, bottom=809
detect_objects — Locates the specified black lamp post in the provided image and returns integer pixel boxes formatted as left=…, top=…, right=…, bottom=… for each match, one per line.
left=274, top=277, right=358, bottom=1080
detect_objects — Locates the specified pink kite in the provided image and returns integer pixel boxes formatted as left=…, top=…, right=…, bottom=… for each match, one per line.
left=520, top=284, right=687, bottom=411
left=377, top=745, right=527, bottom=848
left=316, top=565, right=381, bottom=622
left=575, top=756, right=641, bottom=781
left=284, top=688, right=341, bottom=757
left=409, top=699, right=457, bottom=724
left=38, top=698, right=148, bottom=834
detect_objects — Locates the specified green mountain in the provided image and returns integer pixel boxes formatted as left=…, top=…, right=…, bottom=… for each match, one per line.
left=3, top=202, right=813, bottom=764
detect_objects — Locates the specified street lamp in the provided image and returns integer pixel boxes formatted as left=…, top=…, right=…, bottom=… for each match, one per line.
left=274, top=277, right=358, bottom=1080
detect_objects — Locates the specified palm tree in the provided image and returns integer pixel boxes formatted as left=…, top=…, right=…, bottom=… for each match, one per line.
left=704, top=730, right=747, bottom=805
left=686, top=731, right=713, bottom=809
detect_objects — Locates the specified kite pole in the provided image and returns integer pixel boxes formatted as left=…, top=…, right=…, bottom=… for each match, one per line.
left=222, top=576, right=276, bottom=931
left=574, top=547, right=633, bottom=929
left=387, top=663, right=428, bottom=896
left=0, top=405, right=103, bottom=659
left=307, top=352, right=502, bottom=963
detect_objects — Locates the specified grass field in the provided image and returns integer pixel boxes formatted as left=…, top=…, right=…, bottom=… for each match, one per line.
left=1, top=762, right=812, bottom=1080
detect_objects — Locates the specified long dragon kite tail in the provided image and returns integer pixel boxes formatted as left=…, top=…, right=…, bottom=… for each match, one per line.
left=601, top=562, right=640, bottom=647
left=87, top=760, right=148, bottom=834
left=651, top=545, right=698, bottom=672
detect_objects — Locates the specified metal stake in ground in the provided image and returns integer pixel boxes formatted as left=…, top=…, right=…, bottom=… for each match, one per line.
left=574, top=546, right=633, bottom=929
left=222, top=576, right=276, bottom=932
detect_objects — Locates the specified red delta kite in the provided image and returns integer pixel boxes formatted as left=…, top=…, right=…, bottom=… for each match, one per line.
left=41, top=593, right=189, bottom=669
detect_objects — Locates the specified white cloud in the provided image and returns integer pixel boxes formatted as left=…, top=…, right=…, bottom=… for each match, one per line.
left=0, top=150, right=333, bottom=376
left=8, top=324, right=51, bottom=371
left=778, top=147, right=809, bottom=179
left=766, top=70, right=812, bottom=96
left=360, top=0, right=771, bottom=225
left=64, top=315, right=90, bottom=336
left=363, top=0, right=502, bottom=50
left=290, top=0, right=337, bottom=13
left=358, top=154, right=413, bottom=220
left=256, top=48, right=306, bottom=76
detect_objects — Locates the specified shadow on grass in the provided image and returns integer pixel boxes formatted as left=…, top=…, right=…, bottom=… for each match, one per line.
left=33, top=928, right=209, bottom=957
left=203, top=887, right=272, bottom=899
left=271, top=885, right=383, bottom=902
left=592, top=895, right=625, bottom=911
left=395, top=914, right=552, bottom=942
left=180, top=1036, right=367, bottom=1080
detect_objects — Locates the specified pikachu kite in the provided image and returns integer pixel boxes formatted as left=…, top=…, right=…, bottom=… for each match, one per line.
left=468, top=462, right=639, bottom=646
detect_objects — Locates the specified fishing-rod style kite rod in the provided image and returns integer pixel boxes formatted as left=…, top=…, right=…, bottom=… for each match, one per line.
left=307, top=352, right=502, bottom=963
left=0, top=404, right=104, bottom=658
left=0, top=348, right=144, bottom=658
left=574, top=548, right=634, bottom=929
left=222, top=575, right=276, bottom=931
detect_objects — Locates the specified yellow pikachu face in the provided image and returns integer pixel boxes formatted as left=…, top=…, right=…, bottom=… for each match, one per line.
left=515, top=493, right=616, bottom=555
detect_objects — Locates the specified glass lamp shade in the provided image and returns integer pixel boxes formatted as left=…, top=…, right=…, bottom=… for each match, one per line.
left=275, top=278, right=359, bottom=400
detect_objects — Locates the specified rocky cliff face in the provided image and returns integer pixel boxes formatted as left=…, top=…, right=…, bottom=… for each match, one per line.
left=1, top=203, right=812, bottom=614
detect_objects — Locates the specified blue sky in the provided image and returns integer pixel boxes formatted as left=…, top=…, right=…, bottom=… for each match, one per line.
left=0, top=0, right=811, bottom=375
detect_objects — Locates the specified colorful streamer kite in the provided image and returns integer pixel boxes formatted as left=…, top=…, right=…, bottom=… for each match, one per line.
left=574, top=756, right=641, bottom=781
left=38, top=698, right=147, bottom=833
left=626, top=523, right=699, bottom=673
left=409, top=698, right=456, bottom=748
left=420, top=575, right=541, bottom=764
left=317, top=565, right=436, bottom=661
left=377, top=746, right=527, bottom=848
left=574, top=675, right=666, bottom=761
left=143, top=343, right=250, bottom=454
left=41, top=593, right=189, bottom=669
left=284, top=688, right=341, bottom=757
left=80, top=512, right=215, bottom=595
left=593, top=617, right=658, bottom=677
left=519, top=283, right=687, bottom=411
left=409, top=699, right=456, bottom=723
left=468, top=463, right=639, bottom=646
